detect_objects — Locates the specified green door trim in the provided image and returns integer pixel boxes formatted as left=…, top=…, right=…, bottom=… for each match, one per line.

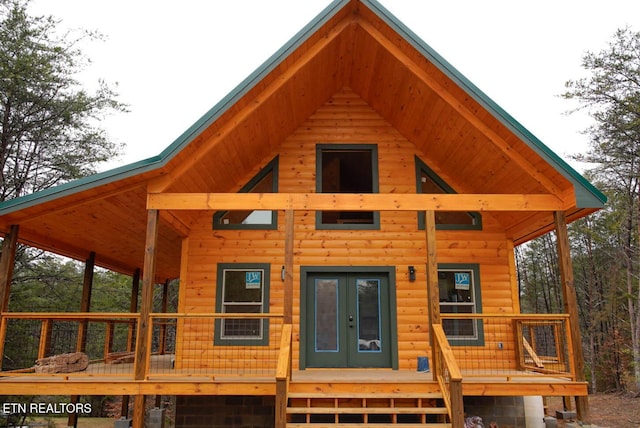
left=299, top=266, right=398, bottom=370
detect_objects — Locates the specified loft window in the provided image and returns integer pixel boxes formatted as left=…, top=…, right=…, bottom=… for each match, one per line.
left=438, top=264, right=484, bottom=346
left=214, top=263, right=270, bottom=346
left=415, top=156, right=482, bottom=230
left=213, top=157, right=278, bottom=229
left=316, top=144, right=380, bottom=230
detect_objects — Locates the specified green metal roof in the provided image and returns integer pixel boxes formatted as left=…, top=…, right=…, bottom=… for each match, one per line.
left=0, top=0, right=606, bottom=216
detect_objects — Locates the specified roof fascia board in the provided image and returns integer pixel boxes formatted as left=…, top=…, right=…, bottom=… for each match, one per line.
left=0, top=0, right=350, bottom=216
left=0, top=155, right=163, bottom=214
left=362, top=0, right=606, bottom=208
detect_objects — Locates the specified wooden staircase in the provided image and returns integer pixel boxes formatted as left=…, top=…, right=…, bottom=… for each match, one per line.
left=286, top=392, right=452, bottom=427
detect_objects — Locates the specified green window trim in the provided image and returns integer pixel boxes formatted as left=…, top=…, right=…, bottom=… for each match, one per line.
left=315, top=144, right=380, bottom=230
left=213, top=156, right=279, bottom=230
left=415, top=156, right=482, bottom=230
left=214, top=263, right=270, bottom=346
left=438, top=263, right=484, bottom=346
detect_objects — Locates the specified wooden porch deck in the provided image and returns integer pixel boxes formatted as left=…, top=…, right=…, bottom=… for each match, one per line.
left=0, top=359, right=588, bottom=398
left=291, top=369, right=587, bottom=397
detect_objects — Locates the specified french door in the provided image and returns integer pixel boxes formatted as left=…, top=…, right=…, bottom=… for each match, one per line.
left=304, top=271, right=394, bottom=368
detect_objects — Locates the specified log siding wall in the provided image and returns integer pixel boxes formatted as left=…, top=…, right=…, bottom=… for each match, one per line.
left=178, top=88, right=517, bottom=371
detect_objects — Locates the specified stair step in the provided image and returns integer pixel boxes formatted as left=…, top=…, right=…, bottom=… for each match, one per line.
left=287, top=392, right=444, bottom=399
left=287, top=424, right=452, bottom=428
left=286, top=392, right=450, bottom=426
left=287, top=406, right=448, bottom=415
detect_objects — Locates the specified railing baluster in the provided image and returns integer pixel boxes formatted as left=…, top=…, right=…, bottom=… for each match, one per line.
left=38, top=319, right=52, bottom=359
left=103, top=321, right=114, bottom=361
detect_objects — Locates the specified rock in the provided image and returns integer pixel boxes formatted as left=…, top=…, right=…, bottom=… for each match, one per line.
left=34, top=352, right=89, bottom=373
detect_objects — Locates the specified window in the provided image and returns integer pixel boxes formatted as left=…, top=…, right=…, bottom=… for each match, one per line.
left=215, top=263, right=270, bottom=345
left=213, top=157, right=278, bottom=229
left=316, top=144, right=379, bottom=229
left=438, top=264, right=484, bottom=346
left=415, top=157, right=482, bottom=230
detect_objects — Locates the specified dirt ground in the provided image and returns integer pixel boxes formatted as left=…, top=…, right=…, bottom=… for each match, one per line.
left=547, top=393, right=640, bottom=428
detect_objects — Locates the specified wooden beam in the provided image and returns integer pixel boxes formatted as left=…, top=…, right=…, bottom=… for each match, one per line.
left=554, top=211, right=589, bottom=422
left=134, top=210, right=159, bottom=381
left=425, top=211, right=440, bottom=383
left=148, top=193, right=565, bottom=212
left=76, top=252, right=95, bottom=353
left=283, top=210, right=294, bottom=324
left=159, top=210, right=190, bottom=237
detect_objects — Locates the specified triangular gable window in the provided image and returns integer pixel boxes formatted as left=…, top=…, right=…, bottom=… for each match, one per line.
left=213, top=157, right=278, bottom=229
left=415, top=156, right=482, bottom=230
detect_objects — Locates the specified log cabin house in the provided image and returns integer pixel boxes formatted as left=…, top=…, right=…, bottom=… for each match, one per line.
left=0, top=0, right=606, bottom=427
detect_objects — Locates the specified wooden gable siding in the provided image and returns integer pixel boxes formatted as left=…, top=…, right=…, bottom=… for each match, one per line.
left=177, top=88, right=518, bottom=372
left=351, top=7, right=569, bottom=198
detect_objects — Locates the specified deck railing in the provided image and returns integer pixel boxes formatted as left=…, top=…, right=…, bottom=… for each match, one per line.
left=146, top=313, right=284, bottom=377
left=0, top=312, right=573, bottom=381
left=431, top=323, right=463, bottom=428
left=0, top=312, right=284, bottom=378
left=440, top=313, right=574, bottom=379
left=275, top=324, right=293, bottom=428
left=0, top=312, right=139, bottom=375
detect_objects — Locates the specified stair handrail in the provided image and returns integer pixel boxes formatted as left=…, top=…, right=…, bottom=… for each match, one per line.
left=432, top=323, right=464, bottom=427
left=275, top=324, right=293, bottom=428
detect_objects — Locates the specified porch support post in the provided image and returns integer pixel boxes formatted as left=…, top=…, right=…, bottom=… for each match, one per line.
left=134, top=209, right=159, bottom=381
left=132, top=395, right=146, bottom=428
left=284, top=209, right=294, bottom=324
left=76, top=251, right=95, bottom=352
left=425, top=210, right=441, bottom=381
left=122, top=269, right=141, bottom=420
left=554, top=211, right=589, bottom=422
left=0, top=224, right=18, bottom=371
left=68, top=253, right=95, bottom=428
left=0, top=225, right=19, bottom=312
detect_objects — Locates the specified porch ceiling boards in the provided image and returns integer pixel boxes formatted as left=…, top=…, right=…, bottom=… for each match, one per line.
left=0, top=0, right=604, bottom=279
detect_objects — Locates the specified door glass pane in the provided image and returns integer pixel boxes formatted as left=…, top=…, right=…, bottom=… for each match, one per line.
left=356, top=279, right=381, bottom=353
left=315, top=279, right=339, bottom=352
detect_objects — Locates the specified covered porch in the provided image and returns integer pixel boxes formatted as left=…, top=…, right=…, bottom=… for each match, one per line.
left=0, top=193, right=591, bottom=427
left=0, top=310, right=587, bottom=427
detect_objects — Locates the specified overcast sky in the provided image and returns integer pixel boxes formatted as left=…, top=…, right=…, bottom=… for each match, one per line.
left=29, top=1, right=640, bottom=172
